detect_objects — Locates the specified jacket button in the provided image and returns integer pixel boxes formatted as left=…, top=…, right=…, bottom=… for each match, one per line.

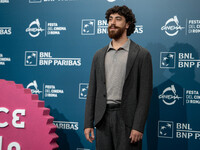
left=103, top=94, right=106, bottom=97
left=104, top=81, right=106, bottom=84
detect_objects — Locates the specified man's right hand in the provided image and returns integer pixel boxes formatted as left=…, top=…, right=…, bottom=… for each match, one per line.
left=84, top=128, right=95, bottom=143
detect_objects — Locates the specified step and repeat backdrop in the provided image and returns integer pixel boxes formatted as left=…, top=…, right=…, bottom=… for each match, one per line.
left=0, top=0, right=200, bottom=150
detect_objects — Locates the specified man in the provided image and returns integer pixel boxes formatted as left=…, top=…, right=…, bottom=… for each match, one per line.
left=84, top=5, right=153, bottom=150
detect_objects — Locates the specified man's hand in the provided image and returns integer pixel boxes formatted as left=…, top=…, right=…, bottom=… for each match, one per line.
left=84, top=128, right=95, bottom=143
left=129, top=129, right=143, bottom=143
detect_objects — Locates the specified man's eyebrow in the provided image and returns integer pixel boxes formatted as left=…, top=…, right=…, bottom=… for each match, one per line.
left=109, top=16, right=122, bottom=19
left=116, top=16, right=122, bottom=19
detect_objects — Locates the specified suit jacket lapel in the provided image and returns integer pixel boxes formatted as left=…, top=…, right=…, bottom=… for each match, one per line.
left=100, top=45, right=109, bottom=83
left=125, top=40, right=140, bottom=80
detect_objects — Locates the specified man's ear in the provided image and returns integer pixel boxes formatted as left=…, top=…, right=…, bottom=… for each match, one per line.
left=126, top=22, right=130, bottom=29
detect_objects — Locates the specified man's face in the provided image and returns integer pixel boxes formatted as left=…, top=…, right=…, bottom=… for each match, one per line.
left=108, top=13, right=129, bottom=40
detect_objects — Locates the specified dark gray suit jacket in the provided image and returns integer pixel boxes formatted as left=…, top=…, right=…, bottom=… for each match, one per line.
left=84, top=40, right=153, bottom=133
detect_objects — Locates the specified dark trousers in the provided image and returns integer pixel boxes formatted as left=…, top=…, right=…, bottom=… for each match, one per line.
left=96, top=104, right=142, bottom=150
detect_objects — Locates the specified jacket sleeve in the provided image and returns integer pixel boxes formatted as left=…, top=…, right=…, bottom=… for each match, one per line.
left=132, top=51, right=153, bottom=133
left=84, top=55, right=97, bottom=129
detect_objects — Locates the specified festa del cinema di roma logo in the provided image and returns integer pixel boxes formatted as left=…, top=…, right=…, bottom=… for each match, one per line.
left=26, top=80, right=42, bottom=94
left=159, top=85, right=182, bottom=105
left=26, top=19, right=44, bottom=37
left=26, top=80, right=64, bottom=98
left=0, top=79, right=58, bottom=150
left=25, top=19, right=66, bottom=37
left=161, top=16, right=185, bottom=36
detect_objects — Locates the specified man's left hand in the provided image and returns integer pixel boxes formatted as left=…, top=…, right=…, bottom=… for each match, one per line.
left=129, top=129, right=143, bottom=143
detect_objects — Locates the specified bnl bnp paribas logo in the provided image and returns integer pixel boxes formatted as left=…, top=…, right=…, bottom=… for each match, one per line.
left=53, top=121, right=79, bottom=130
left=158, top=85, right=182, bottom=105
left=161, top=16, right=185, bottom=36
left=79, top=83, right=89, bottom=99
left=24, top=51, right=81, bottom=67
left=0, top=0, right=9, bottom=3
left=158, top=121, right=174, bottom=138
left=0, top=27, right=11, bottom=35
left=160, top=52, right=176, bottom=69
left=25, top=18, right=66, bottom=37
left=81, top=19, right=96, bottom=35
left=25, top=51, right=38, bottom=66
left=158, top=120, right=200, bottom=140
left=81, top=19, right=143, bottom=35
left=160, top=52, right=200, bottom=69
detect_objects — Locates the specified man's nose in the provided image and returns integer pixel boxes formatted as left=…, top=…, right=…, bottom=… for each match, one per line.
left=110, top=19, right=116, bottom=25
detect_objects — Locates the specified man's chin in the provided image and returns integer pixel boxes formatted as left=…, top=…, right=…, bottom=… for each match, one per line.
left=108, top=31, right=117, bottom=39
left=108, top=34, right=115, bottom=39
left=108, top=27, right=125, bottom=40
left=108, top=35, right=121, bottom=40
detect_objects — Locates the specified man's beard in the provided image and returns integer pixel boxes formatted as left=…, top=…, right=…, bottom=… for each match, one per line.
left=108, top=25, right=126, bottom=40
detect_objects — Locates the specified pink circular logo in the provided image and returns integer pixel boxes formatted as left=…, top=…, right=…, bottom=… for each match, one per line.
left=0, top=79, right=59, bottom=150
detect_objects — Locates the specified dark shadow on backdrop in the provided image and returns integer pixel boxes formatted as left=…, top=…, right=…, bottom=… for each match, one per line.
left=48, top=106, right=84, bottom=150
left=146, top=43, right=199, bottom=150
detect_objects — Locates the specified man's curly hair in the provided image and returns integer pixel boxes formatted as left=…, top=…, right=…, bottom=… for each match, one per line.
left=105, top=5, right=136, bottom=36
